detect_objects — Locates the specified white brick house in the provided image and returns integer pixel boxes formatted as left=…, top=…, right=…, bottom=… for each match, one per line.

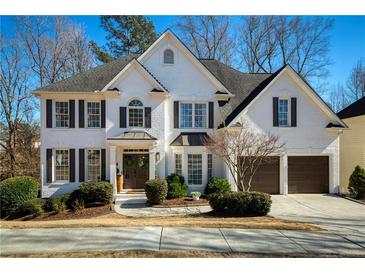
left=34, top=30, right=347, bottom=198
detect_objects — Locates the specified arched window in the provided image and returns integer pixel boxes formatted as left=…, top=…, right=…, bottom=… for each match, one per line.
left=128, top=99, right=144, bottom=127
left=163, top=49, right=174, bottom=64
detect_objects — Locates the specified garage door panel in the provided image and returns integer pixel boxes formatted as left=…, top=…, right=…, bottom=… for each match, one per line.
left=288, top=156, right=329, bottom=193
left=248, top=157, right=280, bottom=194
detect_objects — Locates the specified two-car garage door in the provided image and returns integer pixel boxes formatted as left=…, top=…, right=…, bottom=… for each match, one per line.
left=249, top=156, right=329, bottom=194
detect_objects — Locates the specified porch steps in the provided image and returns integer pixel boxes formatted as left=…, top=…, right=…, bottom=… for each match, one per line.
left=114, top=193, right=147, bottom=205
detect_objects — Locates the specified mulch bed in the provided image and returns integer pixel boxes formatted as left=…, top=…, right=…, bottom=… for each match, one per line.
left=155, top=197, right=209, bottom=207
left=16, top=205, right=112, bottom=221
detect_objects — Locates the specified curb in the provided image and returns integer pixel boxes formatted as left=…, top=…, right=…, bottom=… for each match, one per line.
left=343, top=196, right=365, bottom=205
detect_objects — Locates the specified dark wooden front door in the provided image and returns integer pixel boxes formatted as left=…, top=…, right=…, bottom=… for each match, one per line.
left=288, top=156, right=329, bottom=193
left=123, top=154, right=149, bottom=189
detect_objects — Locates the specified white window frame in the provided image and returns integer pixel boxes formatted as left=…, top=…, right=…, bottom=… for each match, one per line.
left=86, top=101, right=101, bottom=128
left=175, top=153, right=182, bottom=176
left=179, top=102, right=208, bottom=129
left=128, top=99, right=144, bottom=128
left=163, top=49, right=174, bottom=65
left=55, top=149, right=69, bottom=182
left=278, top=98, right=290, bottom=127
left=87, top=149, right=101, bottom=182
left=54, top=101, right=69, bottom=128
left=187, top=154, right=203, bottom=185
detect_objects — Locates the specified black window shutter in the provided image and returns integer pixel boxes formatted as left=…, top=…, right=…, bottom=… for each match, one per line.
left=291, top=97, right=297, bottom=127
left=120, top=107, right=127, bottom=128
left=69, top=149, right=75, bottom=182
left=101, top=100, right=106, bottom=128
left=46, top=99, right=52, bottom=128
left=46, top=149, right=52, bottom=183
left=69, top=100, right=75, bottom=128
left=101, top=149, right=106, bottom=181
left=273, top=97, right=279, bottom=127
left=145, top=107, right=151, bottom=128
left=208, top=101, right=214, bottom=128
left=79, top=149, right=85, bottom=182
left=174, top=101, right=179, bottom=128
left=79, top=100, right=84, bottom=128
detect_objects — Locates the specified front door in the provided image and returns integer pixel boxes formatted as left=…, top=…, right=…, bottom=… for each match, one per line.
left=123, top=154, right=149, bottom=189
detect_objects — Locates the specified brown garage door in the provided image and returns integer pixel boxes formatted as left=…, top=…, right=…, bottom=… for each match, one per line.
left=288, top=156, right=329, bottom=193
left=249, top=157, right=280, bottom=194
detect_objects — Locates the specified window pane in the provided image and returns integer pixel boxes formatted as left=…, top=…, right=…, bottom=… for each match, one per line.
left=180, top=103, right=192, bottom=128
left=55, top=102, right=69, bottom=128
left=87, top=102, right=100, bottom=128
left=279, top=99, right=288, bottom=126
left=55, top=149, right=69, bottom=181
left=208, top=154, right=213, bottom=182
left=175, top=154, right=182, bottom=176
left=129, top=100, right=143, bottom=107
left=88, top=149, right=101, bottom=181
left=164, top=49, right=174, bottom=64
left=129, top=108, right=144, bottom=127
left=188, top=154, right=202, bottom=185
left=194, top=103, right=206, bottom=128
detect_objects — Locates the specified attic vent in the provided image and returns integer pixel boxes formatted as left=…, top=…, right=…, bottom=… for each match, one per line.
left=163, top=49, right=174, bottom=64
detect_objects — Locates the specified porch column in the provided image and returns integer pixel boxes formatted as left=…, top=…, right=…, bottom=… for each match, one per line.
left=109, top=146, right=117, bottom=195
left=149, top=148, right=156, bottom=180
left=280, top=153, right=288, bottom=195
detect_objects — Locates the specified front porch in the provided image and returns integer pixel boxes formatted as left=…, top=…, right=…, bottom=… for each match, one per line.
left=107, top=131, right=160, bottom=196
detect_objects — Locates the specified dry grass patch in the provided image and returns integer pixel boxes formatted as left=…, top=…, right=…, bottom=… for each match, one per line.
left=2, top=250, right=362, bottom=258
left=0, top=212, right=320, bottom=231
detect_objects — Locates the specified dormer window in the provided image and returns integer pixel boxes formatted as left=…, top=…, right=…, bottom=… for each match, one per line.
left=128, top=99, right=144, bottom=127
left=163, top=49, right=174, bottom=64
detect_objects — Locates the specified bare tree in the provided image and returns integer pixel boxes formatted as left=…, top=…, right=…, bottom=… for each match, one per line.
left=205, top=121, right=284, bottom=191
left=347, top=58, right=365, bottom=101
left=176, top=16, right=235, bottom=65
left=327, top=83, right=351, bottom=112
left=0, top=36, right=34, bottom=178
left=238, top=16, right=333, bottom=81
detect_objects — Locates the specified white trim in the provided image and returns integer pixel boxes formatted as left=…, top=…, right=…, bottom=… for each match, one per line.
left=101, top=59, right=168, bottom=93
left=137, top=30, right=233, bottom=96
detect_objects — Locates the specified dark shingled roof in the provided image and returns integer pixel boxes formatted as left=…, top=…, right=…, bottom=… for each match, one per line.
left=107, top=131, right=157, bottom=141
left=35, top=54, right=139, bottom=92
left=337, top=97, right=365, bottom=119
left=170, top=132, right=211, bottom=146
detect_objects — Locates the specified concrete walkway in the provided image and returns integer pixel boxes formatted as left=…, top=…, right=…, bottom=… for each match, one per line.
left=1, top=227, right=365, bottom=256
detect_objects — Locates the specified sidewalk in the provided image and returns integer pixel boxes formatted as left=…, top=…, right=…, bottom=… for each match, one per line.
left=1, top=227, right=365, bottom=256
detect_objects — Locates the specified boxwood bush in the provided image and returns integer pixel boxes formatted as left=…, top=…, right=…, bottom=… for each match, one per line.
left=205, top=177, right=231, bottom=195
left=166, top=173, right=188, bottom=199
left=348, top=165, right=365, bottom=199
left=209, top=191, right=272, bottom=216
left=44, top=193, right=70, bottom=213
left=145, top=179, right=168, bottom=205
left=80, top=181, right=113, bottom=205
left=17, top=198, right=46, bottom=217
left=0, top=176, right=39, bottom=217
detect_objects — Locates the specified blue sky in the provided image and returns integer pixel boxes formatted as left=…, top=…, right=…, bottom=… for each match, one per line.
left=1, top=15, right=365, bottom=91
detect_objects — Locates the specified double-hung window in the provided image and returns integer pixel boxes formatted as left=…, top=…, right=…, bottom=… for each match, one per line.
left=180, top=103, right=207, bottom=128
left=88, top=149, right=101, bottom=181
left=55, top=102, right=69, bottom=128
left=188, top=154, right=202, bottom=185
left=175, top=154, right=182, bottom=176
left=55, top=149, right=69, bottom=181
left=87, top=102, right=101, bottom=128
left=278, top=99, right=289, bottom=127
left=128, top=99, right=144, bottom=127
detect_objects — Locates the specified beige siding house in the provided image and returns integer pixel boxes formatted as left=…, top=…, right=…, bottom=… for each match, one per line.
left=337, top=97, right=365, bottom=193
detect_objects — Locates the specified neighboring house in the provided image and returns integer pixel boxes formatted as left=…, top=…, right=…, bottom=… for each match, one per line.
left=33, top=30, right=347, bottom=198
left=337, top=97, right=365, bottom=193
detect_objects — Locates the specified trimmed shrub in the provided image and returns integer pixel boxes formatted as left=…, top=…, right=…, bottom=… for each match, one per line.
left=0, top=176, right=39, bottom=217
left=205, top=177, right=231, bottom=196
left=209, top=191, right=272, bottom=216
left=348, top=165, right=365, bottom=199
left=80, top=181, right=113, bottom=205
left=145, top=179, right=168, bottom=205
left=44, top=193, right=70, bottom=213
left=166, top=173, right=188, bottom=199
left=17, top=198, right=46, bottom=217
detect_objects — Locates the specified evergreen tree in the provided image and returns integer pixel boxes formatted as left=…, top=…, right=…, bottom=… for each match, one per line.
left=90, top=16, right=157, bottom=63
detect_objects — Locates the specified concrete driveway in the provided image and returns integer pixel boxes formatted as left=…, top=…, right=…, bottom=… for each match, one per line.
left=270, top=194, right=365, bottom=236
